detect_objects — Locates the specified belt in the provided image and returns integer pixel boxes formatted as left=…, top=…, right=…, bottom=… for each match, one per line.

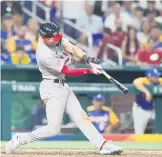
left=43, top=79, right=66, bottom=85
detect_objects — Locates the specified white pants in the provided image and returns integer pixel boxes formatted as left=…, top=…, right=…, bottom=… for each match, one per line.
left=19, top=80, right=105, bottom=149
left=132, top=102, right=155, bottom=134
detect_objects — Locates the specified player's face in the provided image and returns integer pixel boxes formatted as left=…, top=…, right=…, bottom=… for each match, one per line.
left=43, top=38, right=60, bottom=47
left=148, top=77, right=159, bottom=84
left=44, top=39, right=56, bottom=46
left=93, top=100, right=104, bottom=110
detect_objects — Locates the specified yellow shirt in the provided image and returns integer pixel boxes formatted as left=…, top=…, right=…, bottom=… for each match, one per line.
left=142, top=35, right=162, bottom=50
left=11, top=53, right=31, bottom=65
left=133, top=77, right=162, bottom=85
left=87, top=105, right=119, bottom=126
left=6, top=35, right=37, bottom=54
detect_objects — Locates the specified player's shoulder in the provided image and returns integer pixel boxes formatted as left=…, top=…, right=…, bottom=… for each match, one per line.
left=102, top=106, right=113, bottom=112
left=87, top=105, right=112, bottom=112
left=87, top=105, right=95, bottom=111
left=7, top=35, right=18, bottom=42
left=134, top=77, right=149, bottom=84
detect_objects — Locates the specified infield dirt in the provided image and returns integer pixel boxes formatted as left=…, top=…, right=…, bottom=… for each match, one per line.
left=1, top=149, right=162, bottom=157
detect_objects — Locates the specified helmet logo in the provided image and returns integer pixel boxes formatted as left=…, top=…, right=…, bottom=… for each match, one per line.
left=40, top=29, right=46, bottom=35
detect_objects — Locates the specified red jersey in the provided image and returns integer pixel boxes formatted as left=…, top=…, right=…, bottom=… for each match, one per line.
left=138, top=49, right=162, bottom=65
left=97, top=31, right=126, bottom=60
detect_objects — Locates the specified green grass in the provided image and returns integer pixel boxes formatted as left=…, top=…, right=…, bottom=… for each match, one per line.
left=1, top=141, right=162, bottom=150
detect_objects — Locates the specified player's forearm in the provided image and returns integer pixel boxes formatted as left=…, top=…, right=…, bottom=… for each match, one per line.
left=61, top=65, right=90, bottom=77
left=72, top=45, right=86, bottom=59
left=64, top=43, right=86, bottom=60
left=133, top=80, right=149, bottom=94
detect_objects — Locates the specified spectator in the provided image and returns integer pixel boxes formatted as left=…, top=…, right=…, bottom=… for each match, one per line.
left=93, top=1, right=109, bottom=17
left=150, top=26, right=162, bottom=49
left=146, top=9, right=157, bottom=28
left=6, top=25, right=35, bottom=54
left=103, top=1, right=116, bottom=17
left=144, top=1, right=160, bottom=17
left=104, top=3, right=132, bottom=32
left=111, top=18, right=126, bottom=48
left=155, top=9, right=162, bottom=30
left=142, top=26, right=162, bottom=50
left=137, top=38, right=162, bottom=66
left=1, top=14, right=16, bottom=40
left=40, top=0, right=56, bottom=22
left=132, top=67, right=162, bottom=134
left=76, top=1, right=103, bottom=47
left=56, top=0, right=85, bottom=38
left=137, top=20, right=151, bottom=44
left=25, top=18, right=39, bottom=50
left=97, top=27, right=112, bottom=60
left=12, top=10, right=24, bottom=32
left=8, top=47, right=31, bottom=65
left=122, top=1, right=133, bottom=17
left=1, top=1, right=22, bottom=17
left=87, top=94, right=119, bottom=133
left=132, top=6, right=144, bottom=31
left=121, top=27, right=139, bottom=65
left=77, top=1, right=103, bottom=34
left=98, top=19, right=126, bottom=63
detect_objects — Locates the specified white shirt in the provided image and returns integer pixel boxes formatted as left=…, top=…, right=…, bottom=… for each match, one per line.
left=36, top=37, right=71, bottom=79
left=137, top=32, right=150, bottom=44
left=104, top=12, right=132, bottom=31
left=62, top=0, right=85, bottom=19
left=77, top=12, right=103, bottom=33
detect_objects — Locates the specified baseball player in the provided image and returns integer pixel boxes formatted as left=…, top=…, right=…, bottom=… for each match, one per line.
left=5, top=22, right=122, bottom=155
left=87, top=94, right=119, bottom=133
left=132, top=67, right=162, bottom=134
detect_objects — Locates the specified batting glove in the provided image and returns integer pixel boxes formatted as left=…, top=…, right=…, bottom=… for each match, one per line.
left=88, top=67, right=102, bottom=75
left=82, top=55, right=101, bottom=64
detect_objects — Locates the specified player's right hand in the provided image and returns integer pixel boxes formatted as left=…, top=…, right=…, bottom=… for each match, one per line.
left=88, top=67, right=102, bottom=75
left=145, top=91, right=152, bottom=102
left=89, top=62, right=102, bottom=69
left=88, top=57, right=101, bottom=64
left=82, top=55, right=101, bottom=64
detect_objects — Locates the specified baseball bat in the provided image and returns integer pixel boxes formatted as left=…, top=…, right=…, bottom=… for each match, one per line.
left=100, top=69, right=128, bottom=94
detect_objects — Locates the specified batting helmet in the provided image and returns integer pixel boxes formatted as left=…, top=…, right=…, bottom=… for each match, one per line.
left=39, top=22, right=63, bottom=44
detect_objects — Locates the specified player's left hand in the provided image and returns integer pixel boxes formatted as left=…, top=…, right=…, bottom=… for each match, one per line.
left=88, top=67, right=102, bottom=75
left=89, top=62, right=102, bottom=69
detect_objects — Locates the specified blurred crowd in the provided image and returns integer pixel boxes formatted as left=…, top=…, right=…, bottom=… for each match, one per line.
left=1, top=1, right=162, bottom=66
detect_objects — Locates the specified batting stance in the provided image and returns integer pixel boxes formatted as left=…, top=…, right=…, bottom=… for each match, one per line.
left=5, top=22, right=122, bottom=155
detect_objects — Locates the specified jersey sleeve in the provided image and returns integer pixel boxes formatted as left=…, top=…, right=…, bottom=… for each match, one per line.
left=133, top=77, right=150, bottom=85
left=62, top=37, right=69, bottom=47
left=109, top=109, right=119, bottom=126
left=159, top=78, right=162, bottom=84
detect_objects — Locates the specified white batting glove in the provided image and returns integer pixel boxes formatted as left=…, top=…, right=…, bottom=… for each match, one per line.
left=89, top=62, right=102, bottom=69
left=89, top=67, right=102, bottom=75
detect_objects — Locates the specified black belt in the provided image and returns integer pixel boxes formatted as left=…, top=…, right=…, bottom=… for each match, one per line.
left=43, top=79, right=66, bottom=85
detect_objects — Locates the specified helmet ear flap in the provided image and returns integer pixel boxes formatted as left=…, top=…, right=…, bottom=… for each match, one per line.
left=40, top=33, right=63, bottom=45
